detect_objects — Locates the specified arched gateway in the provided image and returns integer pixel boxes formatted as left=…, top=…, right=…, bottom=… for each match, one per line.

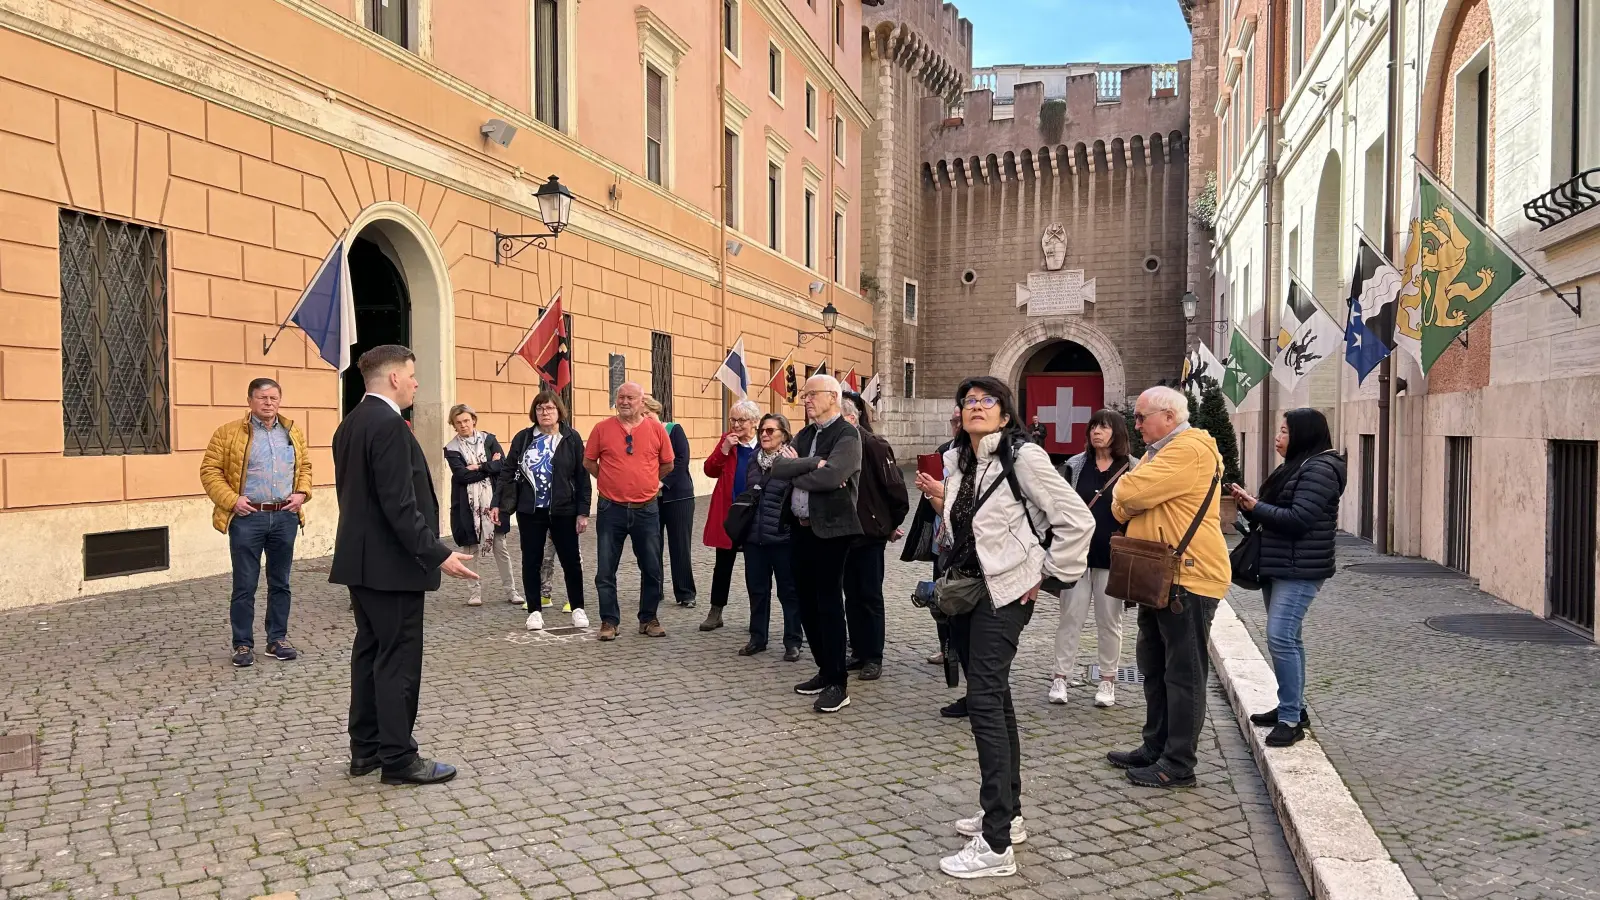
left=990, top=318, right=1128, bottom=456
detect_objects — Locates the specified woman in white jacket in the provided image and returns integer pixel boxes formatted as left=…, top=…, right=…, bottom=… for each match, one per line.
left=915, top=376, right=1093, bottom=880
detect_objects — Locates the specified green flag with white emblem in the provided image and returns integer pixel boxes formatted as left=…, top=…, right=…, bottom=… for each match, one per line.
left=1221, top=328, right=1271, bottom=407
left=1414, top=168, right=1526, bottom=372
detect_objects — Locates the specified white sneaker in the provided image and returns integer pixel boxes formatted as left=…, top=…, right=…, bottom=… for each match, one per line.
left=1095, top=681, right=1117, bottom=708
left=466, top=594, right=483, bottom=607
left=1048, top=677, right=1070, bottom=705
left=508, top=593, right=525, bottom=606
left=525, top=611, right=544, bottom=631
left=571, top=608, right=590, bottom=628
left=955, top=811, right=1027, bottom=844
left=939, top=835, right=1016, bottom=879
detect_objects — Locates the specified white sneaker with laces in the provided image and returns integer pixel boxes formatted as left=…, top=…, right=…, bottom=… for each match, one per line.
left=955, top=812, right=1027, bottom=844
left=1095, top=680, right=1117, bottom=707
left=939, top=835, right=1016, bottom=879
left=571, top=608, right=590, bottom=629
left=525, top=611, right=544, bottom=631
left=1048, top=677, right=1070, bottom=705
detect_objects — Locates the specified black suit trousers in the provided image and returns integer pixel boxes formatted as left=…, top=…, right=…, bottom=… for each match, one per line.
left=348, top=585, right=425, bottom=770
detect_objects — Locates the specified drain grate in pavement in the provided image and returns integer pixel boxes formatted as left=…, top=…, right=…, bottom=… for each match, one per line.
left=543, top=626, right=589, bottom=636
left=1346, top=559, right=1467, bottom=578
left=1090, top=665, right=1145, bottom=684
left=1425, top=613, right=1593, bottom=645
left=0, top=734, right=38, bottom=775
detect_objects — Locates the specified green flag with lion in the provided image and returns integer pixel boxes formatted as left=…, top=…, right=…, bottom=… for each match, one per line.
left=1405, top=169, right=1526, bottom=373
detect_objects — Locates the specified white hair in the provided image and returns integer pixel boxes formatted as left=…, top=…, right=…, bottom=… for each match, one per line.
left=1140, top=386, right=1190, bottom=424
left=730, top=399, right=762, bottom=421
left=805, top=374, right=841, bottom=395
left=841, top=396, right=860, bottom=418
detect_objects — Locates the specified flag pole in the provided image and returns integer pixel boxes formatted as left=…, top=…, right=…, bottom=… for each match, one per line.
left=698, top=333, right=746, bottom=394
left=494, top=316, right=541, bottom=377
left=1376, top=0, right=1402, bottom=556
left=1411, top=157, right=1582, bottom=315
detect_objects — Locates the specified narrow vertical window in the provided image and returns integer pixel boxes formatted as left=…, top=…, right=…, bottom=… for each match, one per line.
left=723, top=129, right=738, bottom=226
left=832, top=210, right=844, bottom=282
left=903, top=280, right=918, bottom=322
left=806, top=83, right=817, bottom=133
left=768, top=162, right=781, bottom=250
left=368, top=0, right=409, bottom=47
left=534, top=0, right=561, bottom=128
left=1291, top=0, right=1305, bottom=83
left=834, top=0, right=844, bottom=46
left=834, top=115, right=846, bottom=162
left=645, top=65, right=666, bottom=185
left=903, top=360, right=916, bottom=398
left=804, top=189, right=816, bottom=268
left=769, top=43, right=783, bottom=99
left=1475, top=66, right=1489, bottom=216
left=723, top=0, right=738, bottom=55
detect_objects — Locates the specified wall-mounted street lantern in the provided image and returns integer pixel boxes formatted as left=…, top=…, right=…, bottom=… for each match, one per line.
left=797, top=301, right=838, bottom=345
left=1181, top=290, right=1230, bottom=334
left=494, top=175, right=574, bottom=264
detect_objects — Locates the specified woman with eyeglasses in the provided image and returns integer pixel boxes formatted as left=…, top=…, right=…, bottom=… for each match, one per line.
left=916, top=376, right=1093, bottom=880
left=699, top=399, right=763, bottom=632
left=739, top=413, right=805, bottom=658
left=496, top=390, right=591, bottom=631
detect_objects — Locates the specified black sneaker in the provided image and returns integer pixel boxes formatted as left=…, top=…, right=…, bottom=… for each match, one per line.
left=1250, top=709, right=1310, bottom=727
left=1264, top=722, right=1307, bottom=747
left=793, top=673, right=828, bottom=695
left=266, top=640, right=299, bottom=661
left=940, top=697, right=968, bottom=718
left=859, top=661, right=882, bottom=681
left=1127, top=763, right=1195, bottom=788
left=814, top=684, right=850, bottom=713
left=845, top=657, right=866, bottom=670
left=231, top=645, right=254, bottom=667
left=1106, top=747, right=1160, bottom=770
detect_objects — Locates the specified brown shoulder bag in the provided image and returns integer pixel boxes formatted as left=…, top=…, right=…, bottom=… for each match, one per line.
left=1105, top=466, right=1219, bottom=609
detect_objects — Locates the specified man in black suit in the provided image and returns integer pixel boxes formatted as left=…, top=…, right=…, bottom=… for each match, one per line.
left=331, top=344, right=478, bottom=785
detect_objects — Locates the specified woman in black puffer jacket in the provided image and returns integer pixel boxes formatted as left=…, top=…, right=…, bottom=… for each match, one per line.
left=1229, top=408, right=1346, bottom=749
left=740, top=413, right=804, bottom=660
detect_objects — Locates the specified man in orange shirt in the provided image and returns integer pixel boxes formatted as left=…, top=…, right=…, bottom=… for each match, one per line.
left=584, top=381, right=675, bottom=641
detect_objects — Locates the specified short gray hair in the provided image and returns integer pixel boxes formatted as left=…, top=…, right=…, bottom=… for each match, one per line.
left=841, top=396, right=859, bottom=419
left=804, top=374, right=841, bottom=396
left=1140, top=386, right=1190, bottom=424
left=730, top=399, right=761, bottom=421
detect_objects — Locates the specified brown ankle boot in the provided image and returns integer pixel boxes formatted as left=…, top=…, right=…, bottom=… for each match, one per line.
left=699, top=606, right=724, bottom=631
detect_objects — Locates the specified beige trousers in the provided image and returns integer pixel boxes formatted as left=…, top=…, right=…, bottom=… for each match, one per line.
left=1054, top=568, right=1122, bottom=680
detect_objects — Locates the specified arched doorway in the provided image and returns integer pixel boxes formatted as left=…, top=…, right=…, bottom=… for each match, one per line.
left=339, top=202, right=456, bottom=498
left=342, top=232, right=412, bottom=416
left=1019, top=340, right=1104, bottom=457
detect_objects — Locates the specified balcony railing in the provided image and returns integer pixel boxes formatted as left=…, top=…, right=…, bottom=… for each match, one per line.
left=1096, top=70, right=1122, bottom=103
left=1524, top=167, right=1600, bottom=230
left=1152, top=64, right=1180, bottom=97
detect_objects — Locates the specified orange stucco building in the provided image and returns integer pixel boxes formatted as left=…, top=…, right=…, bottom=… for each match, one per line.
left=0, top=0, right=877, bottom=607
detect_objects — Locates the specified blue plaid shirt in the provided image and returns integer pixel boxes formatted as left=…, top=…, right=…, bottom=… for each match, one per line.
left=242, top=416, right=296, bottom=503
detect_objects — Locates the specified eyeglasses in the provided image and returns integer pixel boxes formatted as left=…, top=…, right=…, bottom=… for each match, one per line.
left=758, top=427, right=783, bottom=436
left=961, top=396, right=999, bottom=410
left=625, top=433, right=634, bottom=455
left=731, top=417, right=756, bottom=425
left=1134, top=411, right=1166, bottom=424
left=801, top=390, right=834, bottom=399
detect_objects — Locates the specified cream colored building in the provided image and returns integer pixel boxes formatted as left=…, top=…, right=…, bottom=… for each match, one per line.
left=1205, top=0, right=1599, bottom=636
left=0, top=0, right=883, bottom=608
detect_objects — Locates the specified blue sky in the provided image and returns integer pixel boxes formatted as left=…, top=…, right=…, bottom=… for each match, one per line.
left=957, top=0, right=1193, bottom=67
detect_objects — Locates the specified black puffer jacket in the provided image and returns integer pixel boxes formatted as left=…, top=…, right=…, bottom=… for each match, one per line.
left=1244, top=451, right=1347, bottom=580
left=743, top=454, right=793, bottom=547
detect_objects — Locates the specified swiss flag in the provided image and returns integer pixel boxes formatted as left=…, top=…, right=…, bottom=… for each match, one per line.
left=515, top=290, right=571, bottom=392
left=1025, top=374, right=1104, bottom=455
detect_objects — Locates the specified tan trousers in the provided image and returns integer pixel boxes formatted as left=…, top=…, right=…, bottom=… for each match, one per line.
left=1054, top=568, right=1122, bottom=680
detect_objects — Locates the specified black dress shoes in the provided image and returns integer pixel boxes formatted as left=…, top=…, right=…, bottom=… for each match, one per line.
left=844, top=657, right=866, bottom=670
left=940, top=697, right=969, bottom=718
left=349, top=755, right=381, bottom=777
left=1106, top=747, right=1160, bottom=770
left=381, top=757, right=458, bottom=785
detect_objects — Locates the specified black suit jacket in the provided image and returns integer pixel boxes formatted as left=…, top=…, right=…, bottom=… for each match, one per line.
left=330, top=395, right=453, bottom=592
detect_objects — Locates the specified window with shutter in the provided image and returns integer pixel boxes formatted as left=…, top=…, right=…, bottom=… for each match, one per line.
left=534, top=0, right=561, bottom=128
left=832, top=210, right=844, bottom=282
left=804, top=190, right=816, bottom=269
left=723, top=0, right=738, bottom=56
left=368, top=0, right=409, bottom=48
left=646, top=66, right=665, bottom=185
left=805, top=83, right=817, bottom=133
left=723, top=129, right=738, bottom=226
left=769, top=43, right=782, bottom=99
left=768, top=162, right=781, bottom=250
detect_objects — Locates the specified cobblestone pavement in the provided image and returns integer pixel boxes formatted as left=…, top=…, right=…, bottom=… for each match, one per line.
left=1228, top=538, right=1600, bottom=900
left=1, top=504, right=1305, bottom=900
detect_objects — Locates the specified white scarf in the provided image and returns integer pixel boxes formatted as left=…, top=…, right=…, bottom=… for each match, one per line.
left=451, top=431, right=496, bottom=550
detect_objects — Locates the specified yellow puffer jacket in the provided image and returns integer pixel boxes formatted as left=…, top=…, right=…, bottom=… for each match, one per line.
left=199, top=416, right=314, bottom=533
left=1110, top=426, right=1231, bottom=599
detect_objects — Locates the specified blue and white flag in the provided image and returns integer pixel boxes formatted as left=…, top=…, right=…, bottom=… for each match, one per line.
left=1344, top=233, right=1401, bottom=383
left=290, top=240, right=357, bottom=373
left=713, top=337, right=749, bottom=399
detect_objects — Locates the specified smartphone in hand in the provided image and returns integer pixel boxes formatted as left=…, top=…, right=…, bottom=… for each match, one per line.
left=917, top=453, right=944, bottom=482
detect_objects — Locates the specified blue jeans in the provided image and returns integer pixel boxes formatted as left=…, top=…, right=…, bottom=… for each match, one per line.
left=743, top=541, right=802, bottom=650
left=1263, top=578, right=1323, bottom=727
left=228, top=510, right=298, bottom=647
left=594, top=498, right=663, bottom=626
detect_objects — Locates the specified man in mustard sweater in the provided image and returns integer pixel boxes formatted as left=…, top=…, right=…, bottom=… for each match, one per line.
left=1107, top=386, right=1230, bottom=789
left=200, top=377, right=313, bottom=669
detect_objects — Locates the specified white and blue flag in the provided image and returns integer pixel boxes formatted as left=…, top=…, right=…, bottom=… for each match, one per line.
left=713, top=337, right=750, bottom=399
left=290, top=240, right=357, bottom=373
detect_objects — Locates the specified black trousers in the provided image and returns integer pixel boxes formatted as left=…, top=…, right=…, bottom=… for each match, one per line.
left=710, top=547, right=740, bottom=608
left=843, top=540, right=887, bottom=663
left=659, top=498, right=698, bottom=604
left=518, top=509, right=585, bottom=609
left=1136, top=588, right=1221, bottom=778
left=348, top=585, right=425, bottom=771
left=791, top=525, right=851, bottom=688
left=960, top=592, right=1033, bottom=852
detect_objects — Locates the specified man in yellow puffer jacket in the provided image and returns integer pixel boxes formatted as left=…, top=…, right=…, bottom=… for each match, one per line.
left=1105, top=386, right=1230, bottom=790
left=199, top=377, right=314, bottom=668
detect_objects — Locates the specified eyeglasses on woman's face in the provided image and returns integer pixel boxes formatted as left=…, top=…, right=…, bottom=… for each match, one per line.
left=961, top=395, right=999, bottom=410
left=758, top=426, right=783, bottom=436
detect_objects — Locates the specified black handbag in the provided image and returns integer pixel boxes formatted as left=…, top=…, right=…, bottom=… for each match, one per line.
left=902, top=512, right=937, bottom=562
left=723, top=484, right=760, bottom=549
left=1229, top=521, right=1263, bottom=591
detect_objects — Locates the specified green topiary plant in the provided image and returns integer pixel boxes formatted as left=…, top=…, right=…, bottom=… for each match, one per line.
left=1190, top=378, right=1242, bottom=485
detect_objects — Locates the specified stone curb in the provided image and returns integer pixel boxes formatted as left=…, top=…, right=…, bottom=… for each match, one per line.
left=1208, top=598, right=1418, bottom=900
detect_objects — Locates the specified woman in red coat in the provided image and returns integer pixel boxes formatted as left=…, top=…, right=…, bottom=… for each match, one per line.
left=699, top=399, right=762, bottom=632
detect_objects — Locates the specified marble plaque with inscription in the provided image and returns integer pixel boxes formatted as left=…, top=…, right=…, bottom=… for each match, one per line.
left=1021, top=270, right=1097, bottom=316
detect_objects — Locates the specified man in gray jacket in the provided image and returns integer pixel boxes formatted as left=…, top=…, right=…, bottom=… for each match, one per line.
left=774, top=374, right=862, bottom=714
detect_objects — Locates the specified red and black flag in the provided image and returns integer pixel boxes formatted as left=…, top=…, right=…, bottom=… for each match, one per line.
left=514, top=289, right=571, bottom=392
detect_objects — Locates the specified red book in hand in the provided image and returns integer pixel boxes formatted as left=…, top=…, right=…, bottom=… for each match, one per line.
left=917, top=453, right=944, bottom=482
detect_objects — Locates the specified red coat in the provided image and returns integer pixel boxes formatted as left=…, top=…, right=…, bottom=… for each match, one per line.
left=702, top=432, right=756, bottom=549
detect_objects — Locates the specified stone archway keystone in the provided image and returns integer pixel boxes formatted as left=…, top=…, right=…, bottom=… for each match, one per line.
left=990, top=318, right=1128, bottom=406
